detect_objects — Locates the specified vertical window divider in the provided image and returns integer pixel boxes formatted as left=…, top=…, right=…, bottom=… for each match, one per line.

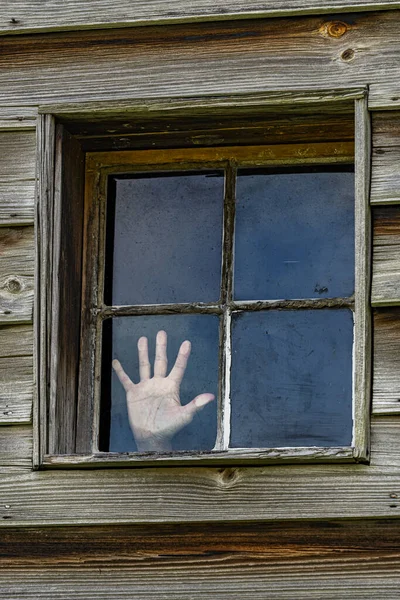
left=215, top=163, right=236, bottom=451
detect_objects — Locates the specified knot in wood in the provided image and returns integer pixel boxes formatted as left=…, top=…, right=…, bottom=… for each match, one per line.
left=218, top=467, right=239, bottom=486
left=340, top=48, right=355, bottom=62
left=325, top=21, right=348, bottom=38
left=5, top=276, right=23, bottom=294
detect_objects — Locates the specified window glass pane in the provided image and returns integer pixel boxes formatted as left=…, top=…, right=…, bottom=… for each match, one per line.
left=234, top=168, right=354, bottom=300
left=230, top=309, right=353, bottom=448
left=107, top=314, right=219, bottom=453
left=109, top=172, right=224, bottom=305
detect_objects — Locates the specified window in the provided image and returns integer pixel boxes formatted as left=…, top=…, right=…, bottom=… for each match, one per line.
left=35, top=90, right=371, bottom=467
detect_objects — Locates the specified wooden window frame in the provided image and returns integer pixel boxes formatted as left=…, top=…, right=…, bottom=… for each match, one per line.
left=34, top=89, right=371, bottom=469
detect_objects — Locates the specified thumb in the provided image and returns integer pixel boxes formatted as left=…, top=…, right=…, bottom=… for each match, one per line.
left=183, top=393, right=215, bottom=422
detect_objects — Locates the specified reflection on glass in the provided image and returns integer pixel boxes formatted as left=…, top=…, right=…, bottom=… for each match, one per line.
left=107, top=314, right=219, bottom=452
left=230, top=309, right=353, bottom=448
left=234, top=168, right=354, bottom=300
left=110, top=172, right=224, bottom=305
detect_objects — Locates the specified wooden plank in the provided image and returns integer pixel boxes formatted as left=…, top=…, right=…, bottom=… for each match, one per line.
left=0, top=425, right=32, bottom=472
left=1, top=0, right=400, bottom=37
left=0, top=106, right=36, bottom=131
left=50, top=126, right=85, bottom=455
left=372, top=206, right=400, bottom=305
left=0, top=324, right=33, bottom=358
left=0, top=13, right=397, bottom=109
left=0, top=131, right=36, bottom=182
left=0, top=182, right=35, bottom=227
left=373, top=308, right=400, bottom=414
left=371, top=112, right=400, bottom=204
left=0, top=416, right=399, bottom=525
left=0, top=325, right=33, bottom=425
left=371, top=146, right=400, bottom=205
left=3, top=518, right=400, bottom=565
left=353, top=96, right=371, bottom=460
left=372, top=111, right=400, bottom=146
left=0, top=130, right=36, bottom=226
left=34, top=114, right=56, bottom=466
left=371, top=416, right=400, bottom=466
left=1, top=559, right=400, bottom=600
left=0, top=227, right=34, bottom=324
left=75, top=112, right=356, bottom=152
left=0, top=355, right=33, bottom=425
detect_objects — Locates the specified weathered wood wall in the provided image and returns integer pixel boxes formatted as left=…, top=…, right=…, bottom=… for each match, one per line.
left=1, top=8, right=400, bottom=599
left=1, top=0, right=400, bottom=36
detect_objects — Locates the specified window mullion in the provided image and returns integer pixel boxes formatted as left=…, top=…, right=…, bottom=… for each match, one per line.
left=215, top=164, right=236, bottom=451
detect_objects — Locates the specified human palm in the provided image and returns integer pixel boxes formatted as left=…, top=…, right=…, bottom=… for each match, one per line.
left=112, top=331, right=215, bottom=452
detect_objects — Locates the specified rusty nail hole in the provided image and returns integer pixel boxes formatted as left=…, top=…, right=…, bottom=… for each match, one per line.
left=341, top=48, right=355, bottom=61
left=326, top=21, right=348, bottom=38
left=392, top=97, right=399, bottom=102
left=2, top=515, right=12, bottom=519
left=9, top=18, right=19, bottom=24
left=390, top=504, right=398, bottom=508
left=3, top=310, right=11, bottom=315
left=390, top=493, right=398, bottom=499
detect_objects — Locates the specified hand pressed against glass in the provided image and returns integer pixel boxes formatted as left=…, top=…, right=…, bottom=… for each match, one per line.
left=112, top=330, right=215, bottom=452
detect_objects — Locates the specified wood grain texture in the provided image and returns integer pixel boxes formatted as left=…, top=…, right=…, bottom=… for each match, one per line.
left=0, top=130, right=36, bottom=226
left=353, top=95, right=371, bottom=459
left=34, top=114, right=56, bottom=466
left=1, top=559, right=400, bottom=600
left=0, top=425, right=32, bottom=472
left=0, top=132, right=36, bottom=182
left=373, top=308, right=400, bottom=413
left=0, top=324, right=33, bottom=358
left=371, top=147, right=400, bottom=205
left=0, top=183, right=35, bottom=227
left=0, top=417, right=399, bottom=526
left=372, top=207, right=400, bottom=305
left=3, top=518, right=400, bottom=565
left=0, top=227, right=34, bottom=324
left=1, top=518, right=400, bottom=599
left=0, top=356, right=33, bottom=425
left=48, top=126, right=85, bottom=455
left=0, top=106, right=36, bottom=132
left=0, top=325, right=33, bottom=425
left=0, top=12, right=399, bottom=109
left=2, top=1, right=400, bottom=36
left=371, top=112, right=400, bottom=204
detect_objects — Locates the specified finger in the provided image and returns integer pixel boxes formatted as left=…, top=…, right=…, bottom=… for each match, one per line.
left=168, top=340, right=191, bottom=384
left=154, top=330, right=168, bottom=378
left=138, top=336, right=151, bottom=380
left=183, top=393, right=215, bottom=422
left=112, top=359, right=134, bottom=392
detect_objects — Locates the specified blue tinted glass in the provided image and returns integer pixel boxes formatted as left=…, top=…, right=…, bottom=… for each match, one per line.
left=234, top=169, right=354, bottom=300
left=230, top=309, right=353, bottom=448
left=111, top=172, right=223, bottom=305
left=109, top=314, right=219, bottom=452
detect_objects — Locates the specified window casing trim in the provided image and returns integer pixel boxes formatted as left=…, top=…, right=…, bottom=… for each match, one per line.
left=34, top=89, right=371, bottom=469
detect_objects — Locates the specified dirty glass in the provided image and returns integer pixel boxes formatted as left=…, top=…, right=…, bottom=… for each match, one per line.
left=230, top=309, right=353, bottom=448
left=107, top=314, right=219, bottom=453
left=101, top=160, right=355, bottom=456
left=109, top=172, right=224, bottom=305
left=234, top=168, right=355, bottom=301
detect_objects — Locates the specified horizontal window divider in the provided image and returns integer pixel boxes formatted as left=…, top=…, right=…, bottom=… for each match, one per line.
left=231, top=297, right=355, bottom=312
left=99, top=303, right=224, bottom=317
left=42, top=446, right=356, bottom=468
